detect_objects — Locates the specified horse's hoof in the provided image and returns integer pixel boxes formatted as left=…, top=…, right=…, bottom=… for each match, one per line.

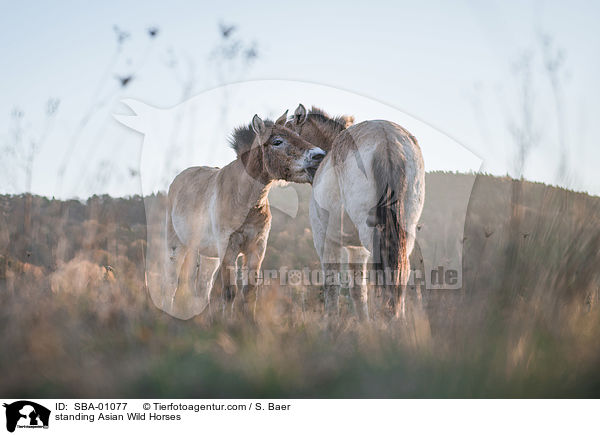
left=224, top=286, right=236, bottom=302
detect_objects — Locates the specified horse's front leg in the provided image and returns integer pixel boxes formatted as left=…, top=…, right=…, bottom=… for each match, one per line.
left=239, top=240, right=267, bottom=317
left=218, top=232, right=244, bottom=309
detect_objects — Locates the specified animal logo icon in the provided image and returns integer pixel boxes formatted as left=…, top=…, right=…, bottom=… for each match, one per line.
left=3, top=401, right=50, bottom=432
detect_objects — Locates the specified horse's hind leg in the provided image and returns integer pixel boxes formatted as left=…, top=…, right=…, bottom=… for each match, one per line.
left=198, top=256, right=220, bottom=298
left=322, top=238, right=344, bottom=317
left=310, top=195, right=343, bottom=316
left=184, top=248, right=200, bottom=296
left=345, top=246, right=370, bottom=320
left=396, top=255, right=411, bottom=320
left=165, top=212, right=186, bottom=311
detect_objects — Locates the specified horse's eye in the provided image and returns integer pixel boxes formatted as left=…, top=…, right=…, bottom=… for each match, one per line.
left=271, top=139, right=283, bottom=146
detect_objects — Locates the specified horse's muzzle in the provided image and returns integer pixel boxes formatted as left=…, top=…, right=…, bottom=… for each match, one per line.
left=307, top=147, right=326, bottom=163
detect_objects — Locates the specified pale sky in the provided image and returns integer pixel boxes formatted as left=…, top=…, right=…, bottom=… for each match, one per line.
left=1, top=0, right=598, bottom=197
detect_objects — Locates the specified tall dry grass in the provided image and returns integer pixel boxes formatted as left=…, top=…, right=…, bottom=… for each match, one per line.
left=1, top=173, right=599, bottom=397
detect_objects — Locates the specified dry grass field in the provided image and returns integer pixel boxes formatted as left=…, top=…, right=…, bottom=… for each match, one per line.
left=1, top=172, right=599, bottom=397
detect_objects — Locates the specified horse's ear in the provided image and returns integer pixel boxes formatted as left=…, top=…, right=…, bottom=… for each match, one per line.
left=294, top=104, right=307, bottom=126
left=341, top=115, right=355, bottom=128
left=252, top=114, right=266, bottom=136
left=275, top=110, right=288, bottom=126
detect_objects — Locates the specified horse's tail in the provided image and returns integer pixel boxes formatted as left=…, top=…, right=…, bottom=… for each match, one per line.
left=371, top=143, right=407, bottom=289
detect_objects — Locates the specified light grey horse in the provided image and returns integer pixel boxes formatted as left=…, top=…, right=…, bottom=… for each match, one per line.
left=288, top=105, right=425, bottom=319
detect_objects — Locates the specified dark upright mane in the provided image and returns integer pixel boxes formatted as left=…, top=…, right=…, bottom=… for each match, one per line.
left=308, top=107, right=354, bottom=133
left=229, top=124, right=255, bottom=156
left=298, top=107, right=354, bottom=153
left=229, top=120, right=274, bottom=157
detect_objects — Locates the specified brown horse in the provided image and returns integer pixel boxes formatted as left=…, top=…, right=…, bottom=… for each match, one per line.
left=288, top=105, right=425, bottom=319
left=166, top=111, right=325, bottom=313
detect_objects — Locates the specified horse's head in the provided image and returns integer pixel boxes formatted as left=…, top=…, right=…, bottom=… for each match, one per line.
left=232, top=110, right=325, bottom=184
left=286, top=104, right=354, bottom=153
